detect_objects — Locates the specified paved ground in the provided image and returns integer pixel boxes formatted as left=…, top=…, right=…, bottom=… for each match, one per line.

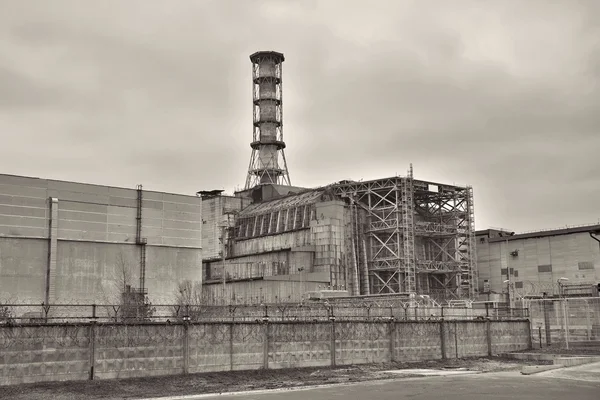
left=162, top=366, right=600, bottom=400
left=0, top=357, right=539, bottom=400
left=537, top=360, right=600, bottom=382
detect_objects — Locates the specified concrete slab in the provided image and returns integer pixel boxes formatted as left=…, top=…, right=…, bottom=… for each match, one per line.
left=502, top=353, right=558, bottom=361
left=521, top=364, right=565, bottom=375
left=536, top=361, right=600, bottom=383
left=554, top=356, right=600, bottom=367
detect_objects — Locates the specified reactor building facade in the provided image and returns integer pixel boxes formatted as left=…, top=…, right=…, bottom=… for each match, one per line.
left=200, top=51, right=478, bottom=306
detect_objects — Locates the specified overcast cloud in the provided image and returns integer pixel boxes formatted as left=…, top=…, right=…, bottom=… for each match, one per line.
left=0, top=0, right=598, bottom=232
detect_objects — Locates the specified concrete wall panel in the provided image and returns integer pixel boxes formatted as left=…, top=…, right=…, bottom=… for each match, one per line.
left=0, top=183, right=47, bottom=198
left=478, top=231, right=600, bottom=295
left=107, top=205, right=137, bottom=218
left=59, top=210, right=108, bottom=224
left=0, top=215, right=47, bottom=229
left=395, top=322, right=442, bottom=361
left=59, top=201, right=107, bottom=214
left=336, top=322, right=389, bottom=365
left=0, top=205, right=46, bottom=219
left=0, top=194, right=47, bottom=209
left=95, top=324, right=185, bottom=380
left=108, top=197, right=138, bottom=208
left=0, top=320, right=530, bottom=386
left=270, top=323, right=331, bottom=369
left=48, top=190, right=110, bottom=205
left=0, top=173, right=201, bottom=304
left=0, top=238, right=47, bottom=301
left=188, top=324, right=232, bottom=372
left=0, top=325, right=90, bottom=385
left=163, top=202, right=198, bottom=214
left=0, top=225, right=47, bottom=238
left=47, top=180, right=109, bottom=196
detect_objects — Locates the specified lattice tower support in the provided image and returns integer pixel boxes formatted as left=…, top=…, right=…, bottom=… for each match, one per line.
left=402, top=164, right=416, bottom=293
left=245, top=51, right=291, bottom=189
left=466, top=185, right=477, bottom=298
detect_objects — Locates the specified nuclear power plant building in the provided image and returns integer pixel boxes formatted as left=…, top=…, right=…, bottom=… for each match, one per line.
left=200, top=51, right=477, bottom=306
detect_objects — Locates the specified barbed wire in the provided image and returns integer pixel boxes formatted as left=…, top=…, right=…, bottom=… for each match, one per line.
left=0, top=300, right=530, bottom=324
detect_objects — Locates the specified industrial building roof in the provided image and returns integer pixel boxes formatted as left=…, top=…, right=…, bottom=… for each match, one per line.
left=238, top=189, right=326, bottom=218
left=482, top=223, right=600, bottom=242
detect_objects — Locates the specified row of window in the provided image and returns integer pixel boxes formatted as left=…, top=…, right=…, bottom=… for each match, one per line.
left=501, top=261, right=594, bottom=275
left=235, top=204, right=316, bottom=239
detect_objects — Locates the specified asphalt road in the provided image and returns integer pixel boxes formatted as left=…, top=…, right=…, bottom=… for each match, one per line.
left=168, top=369, right=600, bottom=400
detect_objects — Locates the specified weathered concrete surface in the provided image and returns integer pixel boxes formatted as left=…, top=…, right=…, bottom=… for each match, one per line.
left=504, top=352, right=559, bottom=361
left=536, top=360, right=600, bottom=383
left=152, top=369, right=600, bottom=400
left=521, top=364, right=565, bottom=375
left=0, top=173, right=202, bottom=304
left=0, top=320, right=530, bottom=386
left=554, top=356, right=600, bottom=366
left=477, top=228, right=600, bottom=296
left=504, top=353, right=600, bottom=367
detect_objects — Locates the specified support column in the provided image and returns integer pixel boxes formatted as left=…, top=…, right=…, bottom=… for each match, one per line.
left=46, top=197, right=58, bottom=304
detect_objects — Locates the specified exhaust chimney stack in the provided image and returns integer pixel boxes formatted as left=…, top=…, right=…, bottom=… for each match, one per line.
left=245, top=51, right=291, bottom=189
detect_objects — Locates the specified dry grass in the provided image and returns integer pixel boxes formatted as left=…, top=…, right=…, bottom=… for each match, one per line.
left=0, top=357, right=547, bottom=400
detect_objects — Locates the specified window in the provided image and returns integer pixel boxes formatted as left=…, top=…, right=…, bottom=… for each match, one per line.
left=578, top=261, right=594, bottom=270
left=538, top=264, right=552, bottom=273
left=514, top=281, right=524, bottom=289
left=509, top=268, right=514, bottom=275
left=480, top=237, right=486, bottom=243
left=513, top=270, right=519, bottom=277
left=501, top=268, right=508, bottom=276
left=483, top=279, right=490, bottom=293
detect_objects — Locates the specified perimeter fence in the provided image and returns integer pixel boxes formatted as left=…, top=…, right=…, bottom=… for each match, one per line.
left=527, top=297, right=600, bottom=349
left=0, top=301, right=529, bottom=324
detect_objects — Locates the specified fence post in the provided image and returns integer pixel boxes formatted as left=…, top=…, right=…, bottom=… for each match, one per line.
left=526, top=320, right=533, bottom=350
left=88, top=321, right=96, bottom=380
left=543, top=299, right=551, bottom=345
left=563, top=299, right=569, bottom=350
left=389, top=321, right=396, bottom=362
left=486, top=320, right=492, bottom=356
left=229, top=323, right=234, bottom=371
left=331, top=320, right=336, bottom=367
left=262, top=321, right=270, bottom=369
left=183, top=321, right=189, bottom=374
left=453, top=321, right=459, bottom=359
left=585, top=300, right=591, bottom=340
left=439, top=321, right=447, bottom=360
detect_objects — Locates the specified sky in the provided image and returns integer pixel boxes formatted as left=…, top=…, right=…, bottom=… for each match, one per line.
left=0, top=0, right=598, bottom=233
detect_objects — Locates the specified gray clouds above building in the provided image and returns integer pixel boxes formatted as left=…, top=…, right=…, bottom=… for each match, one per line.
left=0, top=0, right=598, bottom=232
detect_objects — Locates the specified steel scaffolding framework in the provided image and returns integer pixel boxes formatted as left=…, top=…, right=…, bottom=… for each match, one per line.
left=332, top=170, right=477, bottom=303
left=245, top=51, right=291, bottom=189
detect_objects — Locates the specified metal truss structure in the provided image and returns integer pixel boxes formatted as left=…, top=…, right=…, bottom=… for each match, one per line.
left=245, top=51, right=291, bottom=189
left=332, top=168, right=477, bottom=303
